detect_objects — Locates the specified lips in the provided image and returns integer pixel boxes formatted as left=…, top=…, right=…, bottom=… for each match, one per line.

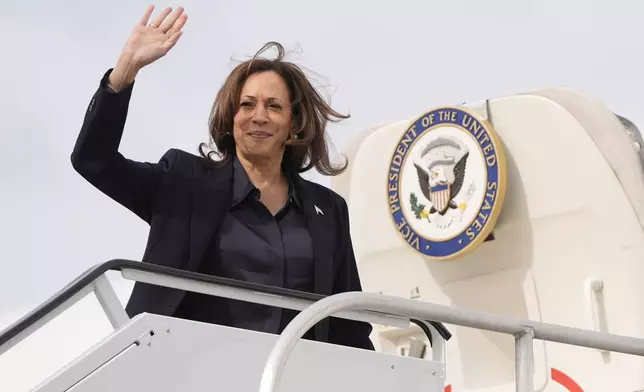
left=248, top=131, right=272, bottom=139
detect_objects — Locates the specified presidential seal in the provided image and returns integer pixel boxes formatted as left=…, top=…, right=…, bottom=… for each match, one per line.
left=387, top=106, right=507, bottom=260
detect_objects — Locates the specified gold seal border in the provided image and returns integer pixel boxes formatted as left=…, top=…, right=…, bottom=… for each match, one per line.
left=385, top=105, right=508, bottom=261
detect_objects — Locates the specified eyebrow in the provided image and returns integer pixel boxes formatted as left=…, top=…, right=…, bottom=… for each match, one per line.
left=241, top=95, right=288, bottom=105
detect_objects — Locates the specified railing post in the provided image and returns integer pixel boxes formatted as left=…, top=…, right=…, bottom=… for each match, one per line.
left=93, top=274, right=130, bottom=329
left=515, top=327, right=535, bottom=392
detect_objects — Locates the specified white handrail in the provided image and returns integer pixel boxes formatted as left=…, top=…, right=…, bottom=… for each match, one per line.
left=0, top=262, right=411, bottom=356
left=258, top=291, right=644, bottom=392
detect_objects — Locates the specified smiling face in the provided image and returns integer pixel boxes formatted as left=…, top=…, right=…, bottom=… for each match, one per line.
left=233, top=70, right=293, bottom=162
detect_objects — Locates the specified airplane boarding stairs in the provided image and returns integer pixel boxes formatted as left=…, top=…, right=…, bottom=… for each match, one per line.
left=1, top=259, right=644, bottom=392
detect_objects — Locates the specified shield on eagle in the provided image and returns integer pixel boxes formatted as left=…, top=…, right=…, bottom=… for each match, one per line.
left=429, top=183, right=451, bottom=213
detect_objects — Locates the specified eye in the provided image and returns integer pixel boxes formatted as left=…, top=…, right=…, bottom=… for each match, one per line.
left=240, top=101, right=254, bottom=107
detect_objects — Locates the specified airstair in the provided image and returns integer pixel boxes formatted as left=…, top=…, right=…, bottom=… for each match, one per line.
left=1, top=259, right=644, bottom=392
left=6, top=86, right=644, bottom=391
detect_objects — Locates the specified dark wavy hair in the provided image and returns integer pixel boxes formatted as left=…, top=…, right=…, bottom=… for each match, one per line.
left=199, top=42, right=349, bottom=176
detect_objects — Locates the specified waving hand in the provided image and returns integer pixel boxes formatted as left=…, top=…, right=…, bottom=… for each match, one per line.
left=109, top=5, right=188, bottom=90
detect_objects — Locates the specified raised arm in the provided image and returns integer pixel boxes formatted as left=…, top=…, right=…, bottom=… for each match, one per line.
left=71, top=5, right=188, bottom=223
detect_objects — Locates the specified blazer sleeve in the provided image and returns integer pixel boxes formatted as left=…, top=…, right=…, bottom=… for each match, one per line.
left=328, top=197, right=375, bottom=350
left=71, top=69, right=180, bottom=224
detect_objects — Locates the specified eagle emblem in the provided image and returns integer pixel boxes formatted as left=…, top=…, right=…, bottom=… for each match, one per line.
left=413, top=137, right=469, bottom=216
left=387, top=106, right=506, bottom=260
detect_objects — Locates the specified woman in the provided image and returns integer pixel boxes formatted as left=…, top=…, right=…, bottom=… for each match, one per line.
left=71, top=5, right=373, bottom=350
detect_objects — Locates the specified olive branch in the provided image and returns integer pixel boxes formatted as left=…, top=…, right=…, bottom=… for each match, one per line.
left=410, top=192, right=430, bottom=222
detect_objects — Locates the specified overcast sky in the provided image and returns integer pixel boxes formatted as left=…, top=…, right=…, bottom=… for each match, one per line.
left=2, top=0, right=644, bottom=390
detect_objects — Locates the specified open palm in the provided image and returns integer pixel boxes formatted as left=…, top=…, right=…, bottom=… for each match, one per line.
left=125, top=5, right=188, bottom=69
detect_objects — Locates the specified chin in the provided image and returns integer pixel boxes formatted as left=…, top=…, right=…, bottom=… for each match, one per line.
left=240, top=145, right=280, bottom=160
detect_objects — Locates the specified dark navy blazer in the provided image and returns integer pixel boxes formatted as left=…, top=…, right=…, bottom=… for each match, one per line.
left=175, top=155, right=316, bottom=338
left=70, top=69, right=374, bottom=350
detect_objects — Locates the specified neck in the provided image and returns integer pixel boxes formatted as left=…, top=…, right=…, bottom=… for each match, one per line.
left=236, top=151, right=285, bottom=189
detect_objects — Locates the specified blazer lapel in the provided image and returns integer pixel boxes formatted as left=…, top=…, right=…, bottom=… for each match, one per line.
left=294, top=178, right=336, bottom=343
left=297, top=181, right=336, bottom=296
left=187, top=161, right=233, bottom=273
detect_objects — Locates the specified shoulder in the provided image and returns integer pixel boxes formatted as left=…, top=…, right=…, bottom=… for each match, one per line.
left=158, top=148, right=205, bottom=167
left=158, top=148, right=231, bottom=178
left=299, top=177, right=349, bottom=217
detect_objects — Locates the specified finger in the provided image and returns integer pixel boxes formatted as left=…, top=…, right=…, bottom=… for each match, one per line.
left=138, top=4, right=155, bottom=26
left=150, top=6, right=173, bottom=29
left=167, top=13, right=188, bottom=35
left=162, top=30, right=183, bottom=52
left=159, top=6, right=185, bottom=33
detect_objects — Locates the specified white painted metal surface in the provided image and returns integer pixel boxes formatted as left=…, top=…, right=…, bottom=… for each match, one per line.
left=256, top=292, right=644, bottom=392
left=329, top=87, right=644, bottom=391
left=33, top=313, right=444, bottom=392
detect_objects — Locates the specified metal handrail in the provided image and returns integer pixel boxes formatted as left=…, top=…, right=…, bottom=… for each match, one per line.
left=258, top=291, right=644, bottom=392
left=0, top=259, right=451, bottom=356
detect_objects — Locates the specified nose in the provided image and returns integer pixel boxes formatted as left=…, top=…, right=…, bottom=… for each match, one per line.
left=252, top=104, right=269, bottom=124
